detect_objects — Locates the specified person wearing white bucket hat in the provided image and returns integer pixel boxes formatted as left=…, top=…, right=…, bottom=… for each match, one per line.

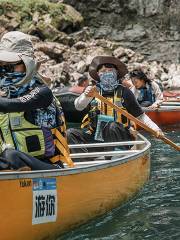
left=0, top=31, right=73, bottom=171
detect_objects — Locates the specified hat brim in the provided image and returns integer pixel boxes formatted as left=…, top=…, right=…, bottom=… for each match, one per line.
left=89, top=56, right=128, bottom=81
left=0, top=51, right=21, bottom=63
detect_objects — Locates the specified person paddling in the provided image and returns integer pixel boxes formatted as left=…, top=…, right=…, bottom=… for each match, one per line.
left=0, top=31, right=72, bottom=171
left=67, top=56, right=164, bottom=154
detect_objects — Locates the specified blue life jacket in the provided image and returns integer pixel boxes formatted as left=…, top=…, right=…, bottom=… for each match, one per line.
left=137, top=83, right=155, bottom=105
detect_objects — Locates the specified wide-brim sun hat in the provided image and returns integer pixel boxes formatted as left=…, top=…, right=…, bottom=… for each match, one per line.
left=0, top=31, right=49, bottom=86
left=89, top=56, right=128, bottom=81
left=0, top=31, right=34, bottom=60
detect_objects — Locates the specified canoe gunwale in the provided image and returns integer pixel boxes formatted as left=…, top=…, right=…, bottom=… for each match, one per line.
left=0, top=134, right=151, bottom=180
left=69, top=140, right=146, bottom=148
left=70, top=150, right=141, bottom=159
left=145, top=107, right=180, bottom=112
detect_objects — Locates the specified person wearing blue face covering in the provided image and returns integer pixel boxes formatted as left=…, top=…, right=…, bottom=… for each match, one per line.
left=0, top=31, right=72, bottom=171
left=67, top=56, right=163, bottom=156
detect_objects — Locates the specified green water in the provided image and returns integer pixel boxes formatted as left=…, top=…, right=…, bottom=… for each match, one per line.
left=59, top=126, right=180, bottom=240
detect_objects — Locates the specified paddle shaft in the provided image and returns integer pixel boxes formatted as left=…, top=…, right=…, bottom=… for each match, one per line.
left=94, top=92, right=180, bottom=151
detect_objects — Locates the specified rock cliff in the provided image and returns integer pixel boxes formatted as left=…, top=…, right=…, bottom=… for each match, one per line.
left=0, top=0, right=180, bottom=89
left=64, top=0, right=180, bottom=63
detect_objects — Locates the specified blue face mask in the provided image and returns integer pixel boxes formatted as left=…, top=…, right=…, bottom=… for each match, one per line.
left=0, top=66, right=37, bottom=98
left=99, top=70, right=118, bottom=93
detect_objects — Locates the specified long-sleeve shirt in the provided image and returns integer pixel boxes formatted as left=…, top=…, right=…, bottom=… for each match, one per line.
left=0, top=84, right=54, bottom=125
left=130, top=81, right=163, bottom=106
left=75, top=85, right=161, bottom=132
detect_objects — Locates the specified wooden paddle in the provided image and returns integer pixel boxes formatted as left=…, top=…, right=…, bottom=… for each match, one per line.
left=94, top=91, right=180, bottom=151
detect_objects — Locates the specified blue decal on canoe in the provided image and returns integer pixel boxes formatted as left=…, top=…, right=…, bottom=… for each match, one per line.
left=33, top=178, right=56, bottom=191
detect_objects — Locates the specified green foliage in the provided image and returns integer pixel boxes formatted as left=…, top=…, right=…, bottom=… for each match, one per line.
left=0, top=0, right=65, bottom=18
left=0, top=0, right=83, bottom=39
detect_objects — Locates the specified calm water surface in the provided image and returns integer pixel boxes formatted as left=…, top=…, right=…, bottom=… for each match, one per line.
left=59, top=126, right=180, bottom=240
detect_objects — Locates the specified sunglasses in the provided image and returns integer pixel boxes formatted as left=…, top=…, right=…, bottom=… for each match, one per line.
left=0, top=61, right=23, bottom=73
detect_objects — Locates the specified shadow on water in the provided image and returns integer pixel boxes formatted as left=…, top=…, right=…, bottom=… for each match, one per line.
left=58, top=125, right=180, bottom=240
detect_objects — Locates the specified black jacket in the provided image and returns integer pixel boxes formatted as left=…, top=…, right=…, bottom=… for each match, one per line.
left=0, top=84, right=54, bottom=124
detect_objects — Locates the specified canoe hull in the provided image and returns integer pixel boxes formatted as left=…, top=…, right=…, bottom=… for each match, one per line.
left=147, top=109, right=180, bottom=125
left=0, top=149, right=150, bottom=240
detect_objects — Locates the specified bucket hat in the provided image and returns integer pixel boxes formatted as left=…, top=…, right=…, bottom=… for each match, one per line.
left=0, top=31, right=34, bottom=62
left=0, top=31, right=47, bottom=86
left=89, top=56, right=128, bottom=81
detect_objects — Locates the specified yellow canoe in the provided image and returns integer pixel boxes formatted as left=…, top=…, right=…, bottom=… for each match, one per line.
left=0, top=134, right=151, bottom=240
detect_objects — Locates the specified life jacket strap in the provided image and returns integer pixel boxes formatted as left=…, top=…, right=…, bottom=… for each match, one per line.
left=54, top=139, right=74, bottom=167
left=81, top=119, right=90, bottom=129
left=50, top=155, right=72, bottom=165
left=51, top=128, right=70, bottom=153
left=51, top=128, right=74, bottom=167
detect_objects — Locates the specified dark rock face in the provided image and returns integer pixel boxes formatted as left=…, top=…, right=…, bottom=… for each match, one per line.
left=64, top=0, right=180, bottom=63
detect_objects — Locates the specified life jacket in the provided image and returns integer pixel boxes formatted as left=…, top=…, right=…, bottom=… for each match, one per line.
left=81, top=89, right=130, bottom=135
left=137, top=83, right=155, bottom=105
left=0, top=104, right=73, bottom=167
